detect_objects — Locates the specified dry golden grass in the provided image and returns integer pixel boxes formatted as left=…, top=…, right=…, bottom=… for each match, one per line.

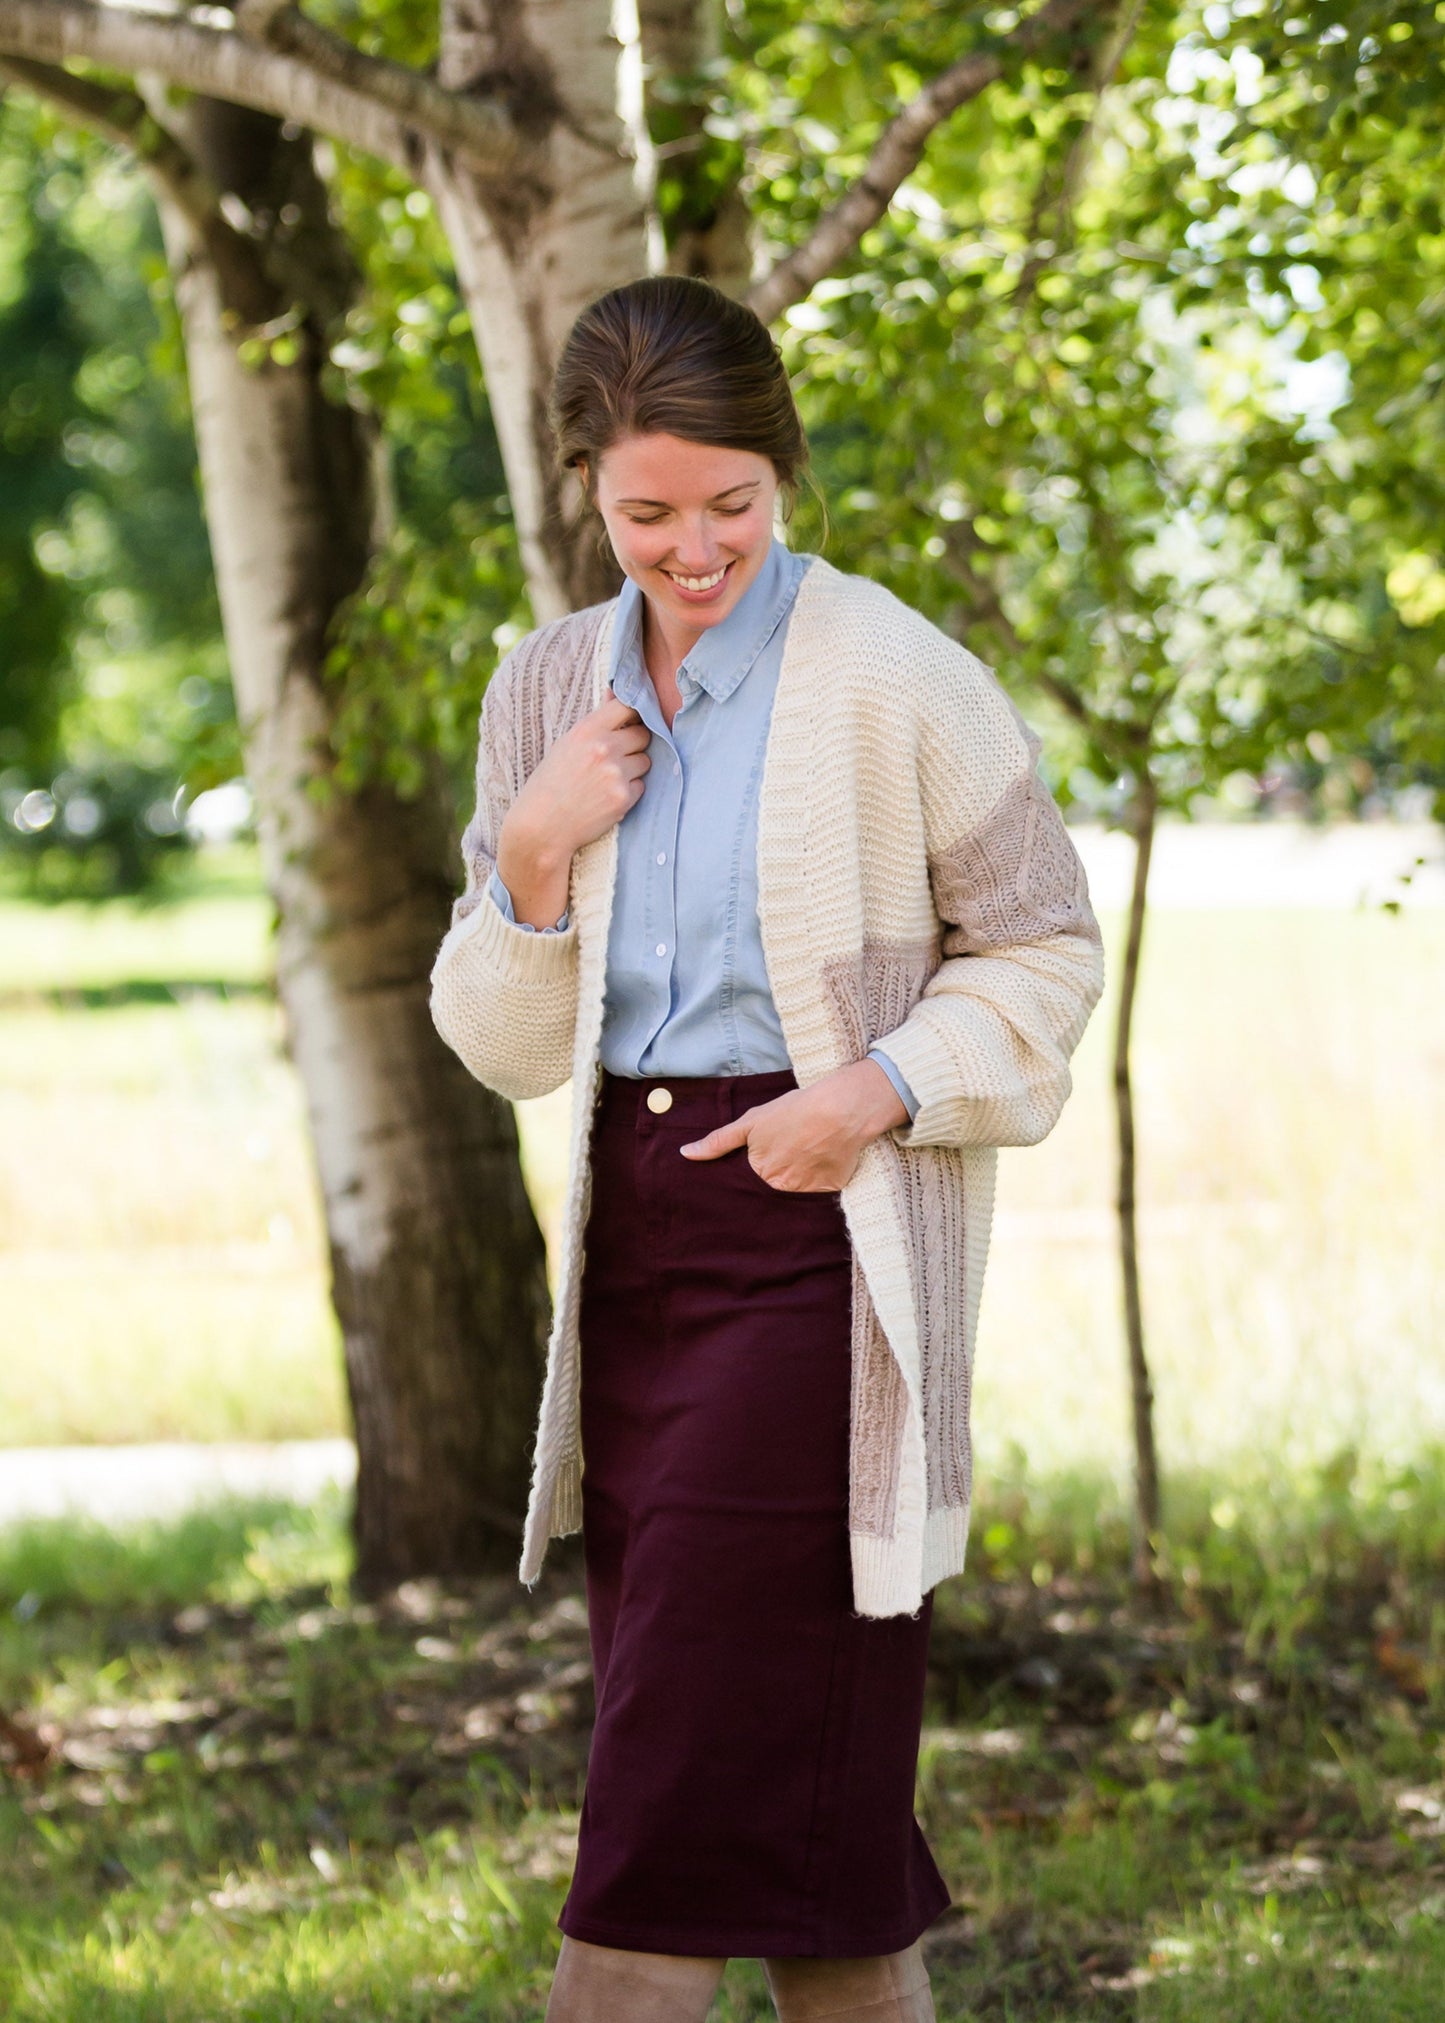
left=518, top=909, right=1445, bottom=1488
left=3, top=885, right=1441, bottom=1483
left=1, top=971, right=343, bottom=1445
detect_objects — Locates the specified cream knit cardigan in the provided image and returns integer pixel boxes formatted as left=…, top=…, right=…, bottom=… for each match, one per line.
left=431, top=557, right=1105, bottom=1618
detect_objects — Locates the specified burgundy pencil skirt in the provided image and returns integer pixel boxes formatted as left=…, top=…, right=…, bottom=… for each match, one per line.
left=556, top=1066, right=951, bottom=1959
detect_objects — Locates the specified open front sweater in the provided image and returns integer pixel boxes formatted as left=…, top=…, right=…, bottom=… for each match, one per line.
left=431, top=557, right=1105, bottom=1617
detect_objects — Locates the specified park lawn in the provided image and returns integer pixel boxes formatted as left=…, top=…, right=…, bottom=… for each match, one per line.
left=0, top=1465, right=1442, bottom=2021
left=4, top=862, right=1444, bottom=1486
left=2, top=860, right=1443, bottom=2015
left=1, top=862, right=345, bottom=1445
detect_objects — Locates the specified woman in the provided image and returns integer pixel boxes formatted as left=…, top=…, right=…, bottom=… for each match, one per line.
left=431, top=276, right=1105, bottom=2023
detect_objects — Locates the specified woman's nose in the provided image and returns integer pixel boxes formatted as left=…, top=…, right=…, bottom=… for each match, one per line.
left=668, top=521, right=721, bottom=572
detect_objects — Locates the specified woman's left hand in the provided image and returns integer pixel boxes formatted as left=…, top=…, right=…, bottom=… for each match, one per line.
left=678, top=1059, right=909, bottom=1193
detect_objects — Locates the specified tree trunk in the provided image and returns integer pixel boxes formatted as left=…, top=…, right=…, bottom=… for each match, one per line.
left=1113, top=771, right=1162, bottom=1590
left=638, top=0, right=754, bottom=293
left=1, top=0, right=1137, bottom=1603
left=154, top=95, right=552, bottom=1588
left=423, top=0, right=656, bottom=618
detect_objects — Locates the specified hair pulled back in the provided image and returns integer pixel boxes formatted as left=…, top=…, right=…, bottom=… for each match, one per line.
left=551, top=275, right=809, bottom=509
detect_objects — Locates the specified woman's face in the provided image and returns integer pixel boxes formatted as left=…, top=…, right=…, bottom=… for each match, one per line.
left=592, top=432, right=779, bottom=633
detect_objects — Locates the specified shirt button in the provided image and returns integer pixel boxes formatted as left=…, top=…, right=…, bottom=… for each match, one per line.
left=656, top=852, right=667, bottom=866
left=655, top=942, right=668, bottom=957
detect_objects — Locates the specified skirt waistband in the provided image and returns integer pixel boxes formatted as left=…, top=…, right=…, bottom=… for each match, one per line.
left=596, top=1066, right=798, bottom=1132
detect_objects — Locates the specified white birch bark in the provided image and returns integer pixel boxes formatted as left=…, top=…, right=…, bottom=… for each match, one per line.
left=424, top=0, right=658, bottom=616
left=153, top=97, right=552, bottom=1584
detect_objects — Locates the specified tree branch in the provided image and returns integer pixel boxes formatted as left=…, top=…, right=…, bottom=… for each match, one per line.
left=747, top=0, right=1119, bottom=325
left=0, top=0, right=517, bottom=176
left=232, top=0, right=517, bottom=168
left=1010, top=0, right=1145, bottom=306
left=0, top=49, right=222, bottom=228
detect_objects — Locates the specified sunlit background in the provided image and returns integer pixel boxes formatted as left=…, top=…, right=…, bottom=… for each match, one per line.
left=5, top=819, right=1441, bottom=1516
left=4, top=4, right=1445, bottom=2013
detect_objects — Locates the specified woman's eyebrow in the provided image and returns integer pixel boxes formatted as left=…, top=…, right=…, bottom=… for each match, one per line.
left=615, top=481, right=762, bottom=507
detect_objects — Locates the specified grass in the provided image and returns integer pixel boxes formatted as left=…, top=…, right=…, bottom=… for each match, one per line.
left=1, top=857, right=345, bottom=1445
left=3, top=845, right=1443, bottom=2015
left=0, top=845, right=273, bottom=995
left=0, top=1462, right=1441, bottom=2020
left=5, top=857, right=1443, bottom=1480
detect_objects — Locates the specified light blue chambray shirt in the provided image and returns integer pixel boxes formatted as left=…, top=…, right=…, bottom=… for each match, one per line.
left=488, top=537, right=918, bottom=1118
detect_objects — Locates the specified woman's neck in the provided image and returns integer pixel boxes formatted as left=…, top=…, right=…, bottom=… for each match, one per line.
left=641, top=595, right=703, bottom=690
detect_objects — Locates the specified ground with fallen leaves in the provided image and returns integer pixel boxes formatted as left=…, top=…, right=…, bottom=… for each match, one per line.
left=1, top=1478, right=1442, bottom=2020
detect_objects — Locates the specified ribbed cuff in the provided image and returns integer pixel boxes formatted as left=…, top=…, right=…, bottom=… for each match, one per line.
left=432, top=871, right=578, bottom=993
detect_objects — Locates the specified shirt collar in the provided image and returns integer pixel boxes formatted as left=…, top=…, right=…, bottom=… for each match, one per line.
left=608, top=537, right=805, bottom=708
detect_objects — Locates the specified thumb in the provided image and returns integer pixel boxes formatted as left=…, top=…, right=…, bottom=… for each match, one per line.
left=679, top=1115, right=752, bottom=1161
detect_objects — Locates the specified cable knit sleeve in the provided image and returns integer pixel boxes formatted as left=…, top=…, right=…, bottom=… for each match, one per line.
left=872, top=648, right=1105, bottom=1150
left=429, top=639, right=583, bottom=1103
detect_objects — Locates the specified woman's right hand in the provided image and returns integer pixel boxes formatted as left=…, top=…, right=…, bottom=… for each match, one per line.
left=495, top=692, right=652, bottom=927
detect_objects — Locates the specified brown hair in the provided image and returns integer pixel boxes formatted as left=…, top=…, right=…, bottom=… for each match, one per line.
left=550, top=276, right=810, bottom=514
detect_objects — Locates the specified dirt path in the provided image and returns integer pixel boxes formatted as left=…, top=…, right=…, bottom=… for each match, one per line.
left=0, top=1440, right=355, bottom=1526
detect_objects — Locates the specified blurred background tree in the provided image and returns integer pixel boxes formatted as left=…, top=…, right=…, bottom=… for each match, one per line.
left=0, top=98, right=233, bottom=895
left=1, top=0, right=1440, bottom=1586
left=708, top=0, right=1445, bottom=1581
left=1192, top=0, right=1445, bottom=806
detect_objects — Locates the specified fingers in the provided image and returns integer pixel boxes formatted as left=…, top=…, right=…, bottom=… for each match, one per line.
left=597, top=689, right=645, bottom=728
left=594, top=692, right=652, bottom=756
left=679, top=1115, right=753, bottom=1161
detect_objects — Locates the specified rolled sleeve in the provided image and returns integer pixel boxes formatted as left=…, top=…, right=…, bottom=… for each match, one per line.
left=865, top=1046, right=920, bottom=1123
left=487, top=867, right=570, bottom=935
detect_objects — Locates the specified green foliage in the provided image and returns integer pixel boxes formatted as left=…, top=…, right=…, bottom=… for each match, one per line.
left=0, top=107, right=223, bottom=674
left=321, top=507, right=529, bottom=805
left=726, top=0, right=1444, bottom=821
left=305, top=163, right=529, bottom=801
left=0, top=99, right=237, bottom=892
left=0, top=89, right=528, bottom=853
left=0, top=118, right=82, bottom=773
left=6, top=0, right=1445, bottom=856
left=1, top=759, right=191, bottom=899
left=1184, top=0, right=1445, bottom=803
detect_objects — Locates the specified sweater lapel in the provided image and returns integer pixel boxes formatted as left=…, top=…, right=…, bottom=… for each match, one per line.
left=755, top=559, right=926, bottom=1426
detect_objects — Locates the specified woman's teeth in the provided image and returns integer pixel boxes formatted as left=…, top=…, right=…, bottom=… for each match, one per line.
left=665, top=565, right=730, bottom=592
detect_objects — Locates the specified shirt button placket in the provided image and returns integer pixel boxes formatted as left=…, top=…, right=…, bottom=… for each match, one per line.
left=658, top=753, right=678, bottom=969
left=644, top=735, right=681, bottom=1058
left=663, top=744, right=683, bottom=982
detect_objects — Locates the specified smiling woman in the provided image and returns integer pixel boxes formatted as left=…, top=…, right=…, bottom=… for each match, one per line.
left=429, top=275, right=1105, bottom=2022
left=591, top=433, right=780, bottom=723
left=599, top=437, right=772, bottom=617
left=552, top=278, right=810, bottom=735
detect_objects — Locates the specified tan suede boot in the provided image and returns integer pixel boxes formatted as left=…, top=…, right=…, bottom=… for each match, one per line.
left=762, top=1944, right=935, bottom=2023
left=544, top=1936, right=727, bottom=2022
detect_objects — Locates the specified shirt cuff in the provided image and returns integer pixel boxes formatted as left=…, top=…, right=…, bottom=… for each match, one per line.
left=865, top=1046, right=920, bottom=1123
left=487, top=867, right=570, bottom=935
